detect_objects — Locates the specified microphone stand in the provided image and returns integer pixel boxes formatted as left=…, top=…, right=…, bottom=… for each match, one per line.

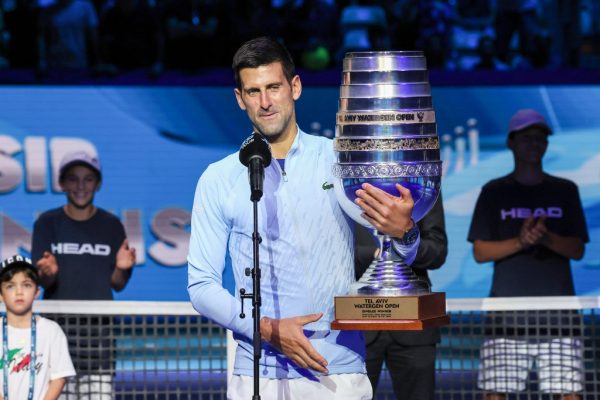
left=239, top=191, right=263, bottom=400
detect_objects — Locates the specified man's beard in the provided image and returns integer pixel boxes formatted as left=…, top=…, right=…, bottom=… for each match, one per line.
left=255, top=126, right=285, bottom=142
left=253, top=114, right=291, bottom=143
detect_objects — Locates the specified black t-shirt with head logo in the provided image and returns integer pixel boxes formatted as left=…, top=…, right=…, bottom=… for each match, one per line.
left=32, top=207, right=130, bottom=300
left=467, top=173, right=589, bottom=297
left=32, top=207, right=132, bottom=372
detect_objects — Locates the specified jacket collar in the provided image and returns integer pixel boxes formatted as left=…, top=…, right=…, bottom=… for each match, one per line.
left=285, top=125, right=305, bottom=159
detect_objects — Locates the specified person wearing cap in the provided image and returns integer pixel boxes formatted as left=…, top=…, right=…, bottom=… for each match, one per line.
left=31, top=151, right=136, bottom=399
left=0, top=255, right=76, bottom=400
left=467, top=109, right=589, bottom=400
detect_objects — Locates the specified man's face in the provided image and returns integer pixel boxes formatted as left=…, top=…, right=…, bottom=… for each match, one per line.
left=60, top=165, right=100, bottom=210
left=0, top=271, right=39, bottom=316
left=508, top=127, right=549, bottom=164
left=234, top=62, right=301, bottom=141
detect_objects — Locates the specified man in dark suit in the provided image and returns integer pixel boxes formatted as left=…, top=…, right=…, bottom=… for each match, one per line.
left=355, top=195, right=448, bottom=400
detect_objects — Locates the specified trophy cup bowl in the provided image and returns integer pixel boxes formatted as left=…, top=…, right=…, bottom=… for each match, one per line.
left=332, top=51, right=447, bottom=330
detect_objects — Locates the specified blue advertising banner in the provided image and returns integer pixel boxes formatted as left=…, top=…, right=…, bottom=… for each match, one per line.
left=0, top=85, right=598, bottom=300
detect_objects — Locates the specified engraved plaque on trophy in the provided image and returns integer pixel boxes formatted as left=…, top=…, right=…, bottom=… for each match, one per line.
left=331, top=51, right=449, bottom=330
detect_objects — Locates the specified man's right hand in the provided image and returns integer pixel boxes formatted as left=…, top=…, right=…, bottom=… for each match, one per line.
left=36, top=251, right=58, bottom=277
left=260, top=313, right=329, bottom=373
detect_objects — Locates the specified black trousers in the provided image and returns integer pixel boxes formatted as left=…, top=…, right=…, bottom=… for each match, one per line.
left=366, top=331, right=436, bottom=400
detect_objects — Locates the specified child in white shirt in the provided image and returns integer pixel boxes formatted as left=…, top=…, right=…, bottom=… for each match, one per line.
left=0, top=255, right=75, bottom=400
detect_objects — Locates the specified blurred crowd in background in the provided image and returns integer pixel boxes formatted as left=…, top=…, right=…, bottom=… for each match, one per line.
left=0, top=0, right=599, bottom=79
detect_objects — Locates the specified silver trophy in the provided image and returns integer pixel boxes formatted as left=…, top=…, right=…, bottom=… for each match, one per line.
left=333, top=51, right=442, bottom=297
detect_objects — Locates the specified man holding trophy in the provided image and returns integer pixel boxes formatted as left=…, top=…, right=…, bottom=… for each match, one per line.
left=188, top=36, right=442, bottom=399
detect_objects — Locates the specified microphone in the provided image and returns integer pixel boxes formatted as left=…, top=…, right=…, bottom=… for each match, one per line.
left=239, top=132, right=272, bottom=201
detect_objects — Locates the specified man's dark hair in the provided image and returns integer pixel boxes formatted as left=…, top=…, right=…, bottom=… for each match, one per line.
left=0, top=266, right=40, bottom=291
left=232, top=36, right=296, bottom=89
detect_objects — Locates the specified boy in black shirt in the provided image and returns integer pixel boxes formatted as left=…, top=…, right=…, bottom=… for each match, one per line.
left=468, top=109, right=588, bottom=400
left=32, top=152, right=136, bottom=399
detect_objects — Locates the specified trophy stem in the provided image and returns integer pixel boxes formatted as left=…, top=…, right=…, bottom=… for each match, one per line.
left=350, top=232, right=431, bottom=296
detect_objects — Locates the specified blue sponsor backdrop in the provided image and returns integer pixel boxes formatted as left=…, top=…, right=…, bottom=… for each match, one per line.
left=0, top=86, right=598, bottom=300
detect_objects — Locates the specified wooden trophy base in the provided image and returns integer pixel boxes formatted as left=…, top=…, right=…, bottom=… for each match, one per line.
left=331, top=292, right=449, bottom=331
